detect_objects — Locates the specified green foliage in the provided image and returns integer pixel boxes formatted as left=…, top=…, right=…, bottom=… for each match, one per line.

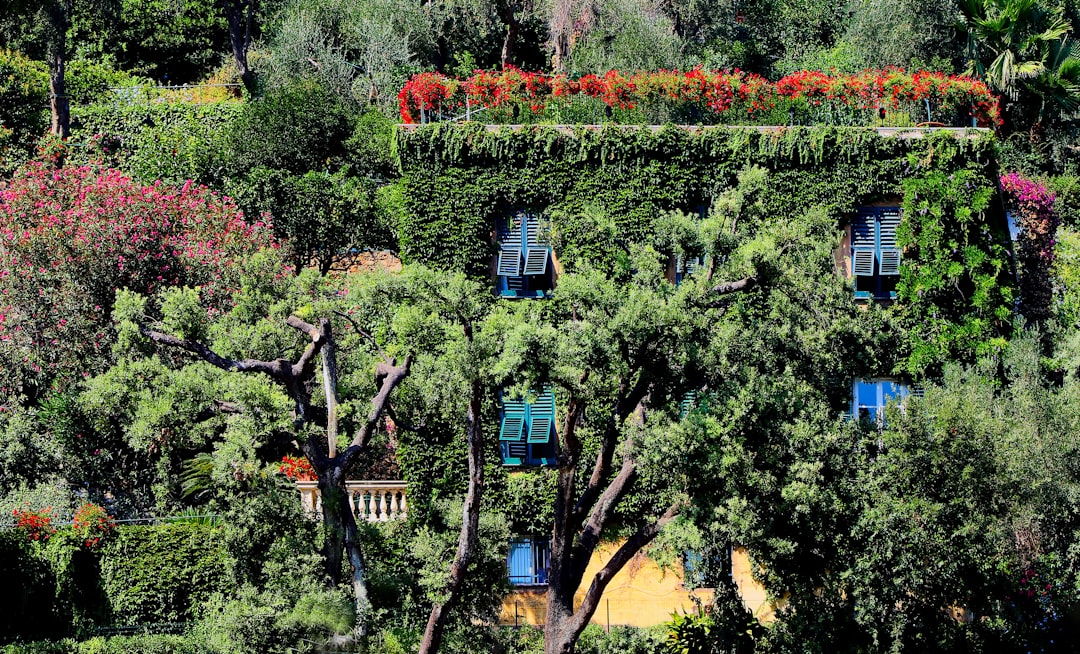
left=895, top=165, right=1015, bottom=374
left=577, top=624, right=667, bottom=654
left=227, top=168, right=391, bottom=274
left=0, top=530, right=59, bottom=643
left=223, top=79, right=353, bottom=177
left=68, top=102, right=241, bottom=185
left=71, top=0, right=230, bottom=84
left=65, top=59, right=148, bottom=105
left=1, top=634, right=199, bottom=654
left=99, top=524, right=235, bottom=625
left=0, top=49, right=48, bottom=171
left=394, top=123, right=1012, bottom=374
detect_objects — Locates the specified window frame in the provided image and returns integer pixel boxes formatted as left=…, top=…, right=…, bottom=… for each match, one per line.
left=507, top=536, right=552, bottom=586
left=851, top=379, right=910, bottom=426
left=497, top=211, right=553, bottom=299
left=851, top=207, right=902, bottom=300
left=499, top=388, right=557, bottom=467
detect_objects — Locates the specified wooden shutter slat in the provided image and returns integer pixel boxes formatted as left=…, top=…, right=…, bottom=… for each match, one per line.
left=879, top=249, right=901, bottom=275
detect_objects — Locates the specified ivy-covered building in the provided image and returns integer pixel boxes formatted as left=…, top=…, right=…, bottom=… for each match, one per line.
left=391, top=122, right=1015, bottom=627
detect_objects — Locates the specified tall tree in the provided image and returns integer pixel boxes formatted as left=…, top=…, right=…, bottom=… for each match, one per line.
left=221, top=0, right=257, bottom=91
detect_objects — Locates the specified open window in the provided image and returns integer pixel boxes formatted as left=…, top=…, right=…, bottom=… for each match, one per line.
left=507, top=536, right=551, bottom=586
left=851, top=207, right=902, bottom=300
left=851, top=379, right=909, bottom=426
left=683, top=544, right=732, bottom=589
left=497, top=212, right=553, bottom=298
left=499, top=387, right=557, bottom=466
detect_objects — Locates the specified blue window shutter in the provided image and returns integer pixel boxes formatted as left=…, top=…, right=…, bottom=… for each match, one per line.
left=500, top=398, right=526, bottom=442
left=851, top=210, right=877, bottom=278
left=507, top=539, right=533, bottom=585
left=527, top=389, right=555, bottom=444
left=852, top=250, right=875, bottom=277
left=851, top=209, right=876, bottom=248
left=878, top=209, right=902, bottom=276
left=523, top=213, right=541, bottom=246
left=679, top=391, right=697, bottom=418
left=500, top=214, right=525, bottom=246
left=498, top=248, right=523, bottom=276
left=879, top=250, right=901, bottom=276
left=523, top=247, right=549, bottom=275
left=502, top=441, right=526, bottom=466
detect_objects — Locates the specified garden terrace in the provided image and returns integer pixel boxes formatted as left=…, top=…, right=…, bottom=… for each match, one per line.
left=398, top=68, right=1001, bottom=128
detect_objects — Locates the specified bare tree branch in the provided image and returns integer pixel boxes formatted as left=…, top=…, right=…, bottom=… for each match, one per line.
left=334, top=309, right=391, bottom=362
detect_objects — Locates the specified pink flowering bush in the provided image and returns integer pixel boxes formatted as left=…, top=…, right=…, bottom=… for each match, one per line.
left=0, top=161, right=282, bottom=394
left=1000, top=172, right=1058, bottom=323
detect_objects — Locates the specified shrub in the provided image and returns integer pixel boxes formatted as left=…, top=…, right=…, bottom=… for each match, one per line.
left=226, top=167, right=390, bottom=274
left=0, top=529, right=57, bottom=643
left=0, top=49, right=48, bottom=171
left=72, top=501, right=116, bottom=549
left=99, top=523, right=235, bottom=625
left=223, top=79, right=353, bottom=177
left=0, top=162, right=281, bottom=395
left=12, top=505, right=56, bottom=542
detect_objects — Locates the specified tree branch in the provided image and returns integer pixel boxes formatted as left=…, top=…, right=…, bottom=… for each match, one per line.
left=706, top=276, right=757, bottom=297
left=340, top=355, right=412, bottom=469
left=571, top=375, right=651, bottom=528
left=334, top=310, right=392, bottom=362
left=139, top=325, right=286, bottom=378
left=568, top=500, right=684, bottom=637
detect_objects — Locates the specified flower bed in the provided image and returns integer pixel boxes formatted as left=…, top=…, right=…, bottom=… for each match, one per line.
left=398, top=67, right=1000, bottom=128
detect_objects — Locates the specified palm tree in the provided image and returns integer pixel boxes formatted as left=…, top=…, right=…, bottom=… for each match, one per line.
left=1028, top=35, right=1080, bottom=121
left=957, top=0, right=1071, bottom=97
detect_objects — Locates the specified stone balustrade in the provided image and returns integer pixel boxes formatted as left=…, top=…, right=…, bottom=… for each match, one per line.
left=296, top=480, right=408, bottom=522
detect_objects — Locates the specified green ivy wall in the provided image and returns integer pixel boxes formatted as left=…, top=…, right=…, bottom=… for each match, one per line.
left=393, top=123, right=1015, bottom=376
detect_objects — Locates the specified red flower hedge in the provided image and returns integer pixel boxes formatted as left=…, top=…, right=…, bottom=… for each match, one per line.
left=279, top=454, right=316, bottom=480
left=73, top=501, right=116, bottom=548
left=13, top=506, right=55, bottom=542
left=398, top=67, right=1001, bottom=127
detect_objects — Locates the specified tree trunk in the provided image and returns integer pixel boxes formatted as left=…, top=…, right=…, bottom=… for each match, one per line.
left=549, top=0, right=572, bottom=72
left=500, top=8, right=520, bottom=69
left=222, top=0, right=256, bottom=92
left=47, top=2, right=70, bottom=140
left=418, top=378, right=484, bottom=654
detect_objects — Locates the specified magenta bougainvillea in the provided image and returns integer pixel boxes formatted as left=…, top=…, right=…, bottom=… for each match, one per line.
left=0, top=162, right=281, bottom=392
left=398, top=67, right=1001, bottom=126
left=1000, top=172, right=1059, bottom=323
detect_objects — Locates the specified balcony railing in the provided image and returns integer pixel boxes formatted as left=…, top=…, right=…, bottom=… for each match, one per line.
left=296, top=480, right=408, bottom=522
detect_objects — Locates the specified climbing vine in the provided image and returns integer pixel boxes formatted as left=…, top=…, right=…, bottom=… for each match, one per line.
left=392, top=123, right=1012, bottom=375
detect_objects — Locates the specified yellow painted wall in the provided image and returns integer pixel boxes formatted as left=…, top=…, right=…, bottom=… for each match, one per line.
left=499, top=543, right=785, bottom=628
left=499, top=542, right=713, bottom=628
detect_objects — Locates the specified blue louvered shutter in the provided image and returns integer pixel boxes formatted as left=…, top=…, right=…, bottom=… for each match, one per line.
left=498, top=213, right=524, bottom=278
left=877, top=208, right=902, bottom=276
left=851, top=210, right=876, bottom=277
left=527, top=389, right=555, bottom=444
left=679, top=391, right=697, bottom=418
left=507, top=539, right=534, bottom=585
left=523, top=247, right=549, bottom=275
left=500, top=397, right=526, bottom=442
left=522, top=213, right=550, bottom=276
